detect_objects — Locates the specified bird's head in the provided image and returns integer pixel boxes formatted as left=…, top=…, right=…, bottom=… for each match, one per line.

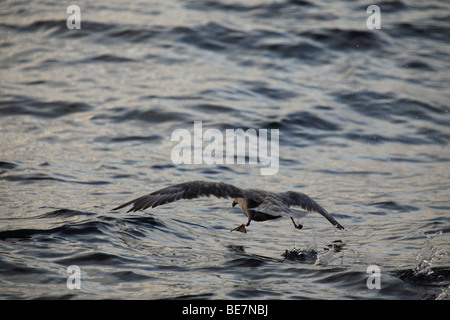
left=232, top=200, right=237, bottom=207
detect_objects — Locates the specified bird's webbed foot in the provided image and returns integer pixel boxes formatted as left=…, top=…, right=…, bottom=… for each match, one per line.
left=290, top=217, right=303, bottom=230
left=231, top=224, right=247, bottom=233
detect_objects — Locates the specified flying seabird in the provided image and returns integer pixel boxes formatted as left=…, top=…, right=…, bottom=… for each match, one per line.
left=112, top=180, right=344, bottom=233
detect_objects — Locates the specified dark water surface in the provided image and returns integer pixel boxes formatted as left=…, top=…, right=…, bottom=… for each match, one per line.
left=0, top=0, right=449, bottom=299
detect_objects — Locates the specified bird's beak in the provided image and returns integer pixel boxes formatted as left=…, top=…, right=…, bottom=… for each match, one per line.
left=232, top=200, right=237, bottom=207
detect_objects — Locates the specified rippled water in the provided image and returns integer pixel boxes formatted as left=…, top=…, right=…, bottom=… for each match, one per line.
left=1, top=0, right=449, bottom=300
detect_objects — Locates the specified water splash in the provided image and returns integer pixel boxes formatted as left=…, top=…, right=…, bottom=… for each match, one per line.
left=436, top=284, right=450, bottom=300
left=282, top=247, right=318, bottom=263
left=413, top=231, right=443, bottom=277
left=283, top=240, right=345, bottom=265
left=397, top=232, right=448, bottom=298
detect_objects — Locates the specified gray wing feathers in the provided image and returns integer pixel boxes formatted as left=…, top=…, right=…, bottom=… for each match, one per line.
left=112, top=181, right=246, bottom=212
left=249, top=195, right=308, bottom=219
left=279, top=191, right=344, bottom=230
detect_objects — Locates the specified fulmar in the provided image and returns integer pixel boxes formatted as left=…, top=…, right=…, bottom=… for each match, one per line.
left=112, top=180, right=344, bottom=233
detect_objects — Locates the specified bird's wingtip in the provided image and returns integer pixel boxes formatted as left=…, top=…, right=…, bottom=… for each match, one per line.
left=111, top=202, right=131, bottom=212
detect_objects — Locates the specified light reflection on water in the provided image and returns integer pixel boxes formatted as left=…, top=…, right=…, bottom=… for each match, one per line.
left=0, top=0, right=449, bottom=299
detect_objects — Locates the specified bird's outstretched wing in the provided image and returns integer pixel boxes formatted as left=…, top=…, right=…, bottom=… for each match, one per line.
left=249, top=195, right=309, bottom=219
left=278, top=191, right=345, bottom=230
left=112, top=180, right=246, bottom=212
